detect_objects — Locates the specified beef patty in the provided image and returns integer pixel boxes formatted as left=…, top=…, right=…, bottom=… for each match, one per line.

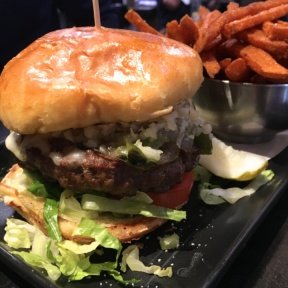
left=22, top=138, right=199, bottom=197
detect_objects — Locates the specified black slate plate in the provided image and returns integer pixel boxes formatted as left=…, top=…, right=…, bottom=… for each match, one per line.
left=1, top=142, right=288, bottom=288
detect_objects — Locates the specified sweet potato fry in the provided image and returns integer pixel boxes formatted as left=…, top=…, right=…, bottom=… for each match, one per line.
left=277, top=20, right=288, bottom=26
left=206, top=0, right=288, bottom=46
left=219, top=58, right=232, bottom=70
left=186, top=0, right=288, bottom=83
left=194, top=10, right=222, bottom=53
left=224, top=0, right=288, bottom=21
left=179, top=15, right=199, bottom=46
left=263, top=21, right=288, bottom=41
left=203, top=15, right=225, bottom=50
left=125, top=9, right=162, bottom=36
left=240, top=45, right=288, bottom=81
left=222, top=4, right=288, bottom=38
left=224, top=58, right=251, bottom=82
left=166, top=20, right=184, bottom=42
left=197, top=5, right=210, bottom=26
left=201, top=50, right=221, bottom=79
left=203, top=34, right=223, bottom=52
left=166, top=17, right=199, bottom=47
left=239, top=28, right=288, bottom=58
left=226, top=2, right=239, bottom=11
left=217, top=38, right=246, bottom=59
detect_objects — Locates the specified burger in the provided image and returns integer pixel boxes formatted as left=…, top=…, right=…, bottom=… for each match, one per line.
left=0, top=27, right=211, bottom=245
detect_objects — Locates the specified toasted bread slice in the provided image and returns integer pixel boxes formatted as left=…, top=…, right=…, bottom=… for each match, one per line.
left=0, top=164, right=166, bottom=243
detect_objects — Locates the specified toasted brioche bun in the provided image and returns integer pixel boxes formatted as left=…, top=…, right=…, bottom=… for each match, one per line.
left=0, top=27, right=203, bottom=135
left=0, top=164, right=177, bottom=243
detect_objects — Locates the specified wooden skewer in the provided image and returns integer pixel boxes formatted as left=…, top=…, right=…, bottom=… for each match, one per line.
left=92, top=0, right=101, bottom=28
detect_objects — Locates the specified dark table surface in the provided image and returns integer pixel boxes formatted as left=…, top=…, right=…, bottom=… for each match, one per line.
left=0, top=123, right=287, bottom=288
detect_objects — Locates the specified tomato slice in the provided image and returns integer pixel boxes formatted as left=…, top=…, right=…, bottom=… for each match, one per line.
left=147, top=172, right=194, bottom=209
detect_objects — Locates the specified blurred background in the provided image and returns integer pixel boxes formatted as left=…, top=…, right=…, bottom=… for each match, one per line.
left=0, top=0, right=252, bottom=73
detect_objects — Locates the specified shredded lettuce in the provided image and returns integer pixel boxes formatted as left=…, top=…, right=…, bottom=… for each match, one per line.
left=59, top=190, right=98, bottom=222
left=193, top=165, right=212, bottom=183
left=55, top=246, right=90, bottom=280
left=42, top=218, right=129, bottom=283
left=65, top=218, right=133, bottom=284
left=4, top=220, right=61, bottom=281
left=159, top=233, right=180, bottom=250
left=44, top=198, right=62, bottom=241
left=199, top=182, right=226, bottom=205
left=27, top=181, right=49, bottom=197
left=81, top=194, right=186, bottom=222
left=31, top=229, right=51, bottom=260
left=122, top=191, right=153, bottom=204
left=121, top=245, right=172, bottom=278
left=4, top=218, right=35, bottom=249
left=25, top=170, right=62, bottom=198
left=5, top=217, right=134, bottom=283
left=200, top=170, right=275, bottom=205
left=73, top=218, right=122, bottom=252
left=12, top=251, right=61, bottom=281
left=58, top=240, right=100, bottom=255
left=4, top=218, right=57, bottom=261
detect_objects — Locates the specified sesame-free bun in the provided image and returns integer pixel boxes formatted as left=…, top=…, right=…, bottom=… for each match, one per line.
left=0, top=27, right=203, bottom=134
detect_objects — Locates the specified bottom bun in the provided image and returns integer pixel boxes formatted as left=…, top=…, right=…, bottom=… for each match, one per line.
left=0, top=164, right=168, bottom=243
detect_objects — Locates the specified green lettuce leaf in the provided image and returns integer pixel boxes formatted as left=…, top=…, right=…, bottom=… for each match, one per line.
left=31, top=228, right=51, bottom=260
left=73, top=218, right=122, bottom=252
left=159, top=233, right=180, bottom=250
left=200, top=170, right=275, bottom=205
left=55, top=246, right=89, bottom=280
left=58, top=240, right=99, bottom=255
left=4, top=217, right=135, bottom=284
left=122, top=191, right=153, bottom=204
left=59, top=190, right=98, bottom=221
left=43, top=199, right=62, bottom=241
left=63, top=218, right=133, bottom=284
left=4, top=218, right=35, bottom=249
left=81, top=194, right=186, bottom=222
left=121, top=245, right=172, bottom=277
left=12, top=251, right=61, bottom=281
left=193, top=165, right=212, bottom=183
left=25, top=170, right=62, bottom=198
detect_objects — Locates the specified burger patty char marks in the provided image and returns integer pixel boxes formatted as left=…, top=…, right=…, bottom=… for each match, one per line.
left=23, top=139, right=199, bottom=197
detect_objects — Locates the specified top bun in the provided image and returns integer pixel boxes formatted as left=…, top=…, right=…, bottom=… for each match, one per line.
left=0, top=27, right=203, bottom=134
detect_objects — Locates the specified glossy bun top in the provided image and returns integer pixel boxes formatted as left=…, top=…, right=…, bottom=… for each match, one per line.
left=0, top=27, right=203, bottom=134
